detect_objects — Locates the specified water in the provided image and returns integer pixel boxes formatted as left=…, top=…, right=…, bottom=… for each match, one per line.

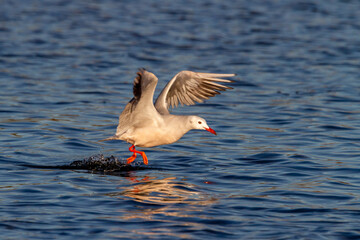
left=1, top=0, right=360, bottom=239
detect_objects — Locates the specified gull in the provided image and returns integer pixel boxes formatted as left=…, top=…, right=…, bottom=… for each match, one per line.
left=103, top=69, right=235, bottom=165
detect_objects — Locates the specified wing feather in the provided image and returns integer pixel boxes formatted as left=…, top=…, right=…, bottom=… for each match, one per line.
left=155, top=71, right=235, bottom=114
left=116, top=68, right=158, bottom=136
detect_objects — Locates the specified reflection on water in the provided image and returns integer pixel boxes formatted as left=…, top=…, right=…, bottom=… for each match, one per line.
left=105, top=175, right=217, bottom=238
left=119, top=176, right=216, bottom=205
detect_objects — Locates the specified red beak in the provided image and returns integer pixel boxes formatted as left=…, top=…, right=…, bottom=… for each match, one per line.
left=205, top=127, right=217, bottom=135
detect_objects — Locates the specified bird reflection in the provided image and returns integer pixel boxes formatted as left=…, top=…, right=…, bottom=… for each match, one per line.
left=122, top=175, right=215, bottom=205
left=106, top=174, right=217, bottom=221
left=102, top=174, right=220, bottom=238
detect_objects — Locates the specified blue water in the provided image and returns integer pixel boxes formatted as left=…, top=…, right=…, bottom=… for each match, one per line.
left=1, top=0, right=360, bottom=239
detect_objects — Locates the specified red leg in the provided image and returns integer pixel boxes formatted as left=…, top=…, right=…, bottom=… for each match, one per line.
left=126, top=145, right=148, bottom=165
left=126, top=145, right=137, bottom=164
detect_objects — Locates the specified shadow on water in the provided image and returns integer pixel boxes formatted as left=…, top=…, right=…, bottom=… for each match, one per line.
left=22, top=154, right=162, bottom=175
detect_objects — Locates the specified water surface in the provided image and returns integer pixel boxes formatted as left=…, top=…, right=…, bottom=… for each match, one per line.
left=1, top=0, right=360, bottom=239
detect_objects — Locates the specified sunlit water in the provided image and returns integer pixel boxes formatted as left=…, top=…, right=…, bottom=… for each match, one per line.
left=1, top=0, right=360, bottom=239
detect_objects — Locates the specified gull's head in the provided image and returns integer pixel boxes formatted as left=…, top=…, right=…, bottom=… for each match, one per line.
left=189, top=116, right=217, bottom=135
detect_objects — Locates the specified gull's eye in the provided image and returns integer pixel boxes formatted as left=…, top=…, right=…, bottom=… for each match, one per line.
left=198, top=121, right=202, bottom=124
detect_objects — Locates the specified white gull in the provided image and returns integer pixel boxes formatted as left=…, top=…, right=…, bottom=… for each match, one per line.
left=103, top=69, right=235, bottom=165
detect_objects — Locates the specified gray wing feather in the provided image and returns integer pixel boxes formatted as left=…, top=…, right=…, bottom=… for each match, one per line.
left=155, top=71, right=235, bottom=114
left=116, top=69, right=158, bottom=136
left=115, top=98, right=136, bottom=136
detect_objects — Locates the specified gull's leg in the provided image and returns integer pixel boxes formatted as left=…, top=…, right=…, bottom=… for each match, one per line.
left=126, top=145, right=137, bottom=164
left=126, top=145, right=148, bottom=165
left=137, top=150, right=148, bottom=165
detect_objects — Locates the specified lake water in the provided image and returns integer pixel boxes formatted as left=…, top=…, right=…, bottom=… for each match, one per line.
left=1, top=0, right=360, bottom=239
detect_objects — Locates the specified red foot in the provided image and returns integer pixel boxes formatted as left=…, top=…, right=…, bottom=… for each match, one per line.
left=126, top=145, right=148, bottom=165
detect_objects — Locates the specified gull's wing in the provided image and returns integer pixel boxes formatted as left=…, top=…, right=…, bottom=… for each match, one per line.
left=111, top=69, right=158, bottom=138
left=154, top=71, right=235, bottom=114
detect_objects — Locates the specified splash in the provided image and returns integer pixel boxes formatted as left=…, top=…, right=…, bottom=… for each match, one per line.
left=24, top=154, right=149, bottom=172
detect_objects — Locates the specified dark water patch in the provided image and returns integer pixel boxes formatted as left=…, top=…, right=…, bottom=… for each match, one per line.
left=328, top=135, right=360, bottom=142
left=59, top=127, right=91, bottom=132
left=230, top=205, right=267, bottom=211
left=334, top=110, right=359, bottom=115
left=253, top=40, right=275, bottom=46
left=270, top=207, right=331, bottom=214
left=0, top=26, right=10, bottom=32
left=238, top=152, right=287, bottom=165
left=267, top=190, right=353, bottom=201
left=18, top=101, right=51, bottom=106
left=282, top=172, right=310, bottom=177
left=290, top=154, right=310, bottom=159
left=147, top=39, right=173, bottom=48
left=334, top=231, right=360, bottom=240
left=0, top=155, right=12, bottom=162
left=219, top=138, right=243, bottom=144
left=326, top=167, right=360, bottom=174
left=238, top=157, right=285, bottom=165
left=230, top=80, right=258, bottom=87
left=251, top=152, right=283, bottom=159
left=220, top=174, right=280, bottom=182
left=0, top=222, right=16, bottom=230
left=288, top=165, right=325, bottom=173
left=301, top=106, right=321, bottom=112
left=326, top=96, right=360, bottom=103
left=201, top=103, right=227, bottom=108
left=27, top=38, right=47, bottom=45
left=320, top=125, right=354, bottom=131
left=269, top=118, right=293, bottom=125
left=0, top=109, right=23, bottom=113
left=54, top=101, right=73, bottom=105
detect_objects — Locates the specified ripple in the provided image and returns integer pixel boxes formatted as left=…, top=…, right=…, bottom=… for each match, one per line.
left=238, top=152, right=287, bottom=165
left=326, top=96, right=360, bottom=103
left=270, top=207, right=331, bottom=214
left=319, top=125, right=354, bottom=131
left=63, top=139, right=97, bottom=150
left=219, top=174, right=281, bottom=182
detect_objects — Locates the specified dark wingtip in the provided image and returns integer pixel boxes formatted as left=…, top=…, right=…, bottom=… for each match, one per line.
left=137, top=68, right=147, bottom=75
left=230, top=74, right=237, bottom=81
left=133, top=70, right=143, bottom=100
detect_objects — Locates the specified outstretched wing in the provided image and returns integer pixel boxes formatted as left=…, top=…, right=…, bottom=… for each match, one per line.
left=154, top=71, right=235, bottom=114
left=116, top=68, right=158, bottom=137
